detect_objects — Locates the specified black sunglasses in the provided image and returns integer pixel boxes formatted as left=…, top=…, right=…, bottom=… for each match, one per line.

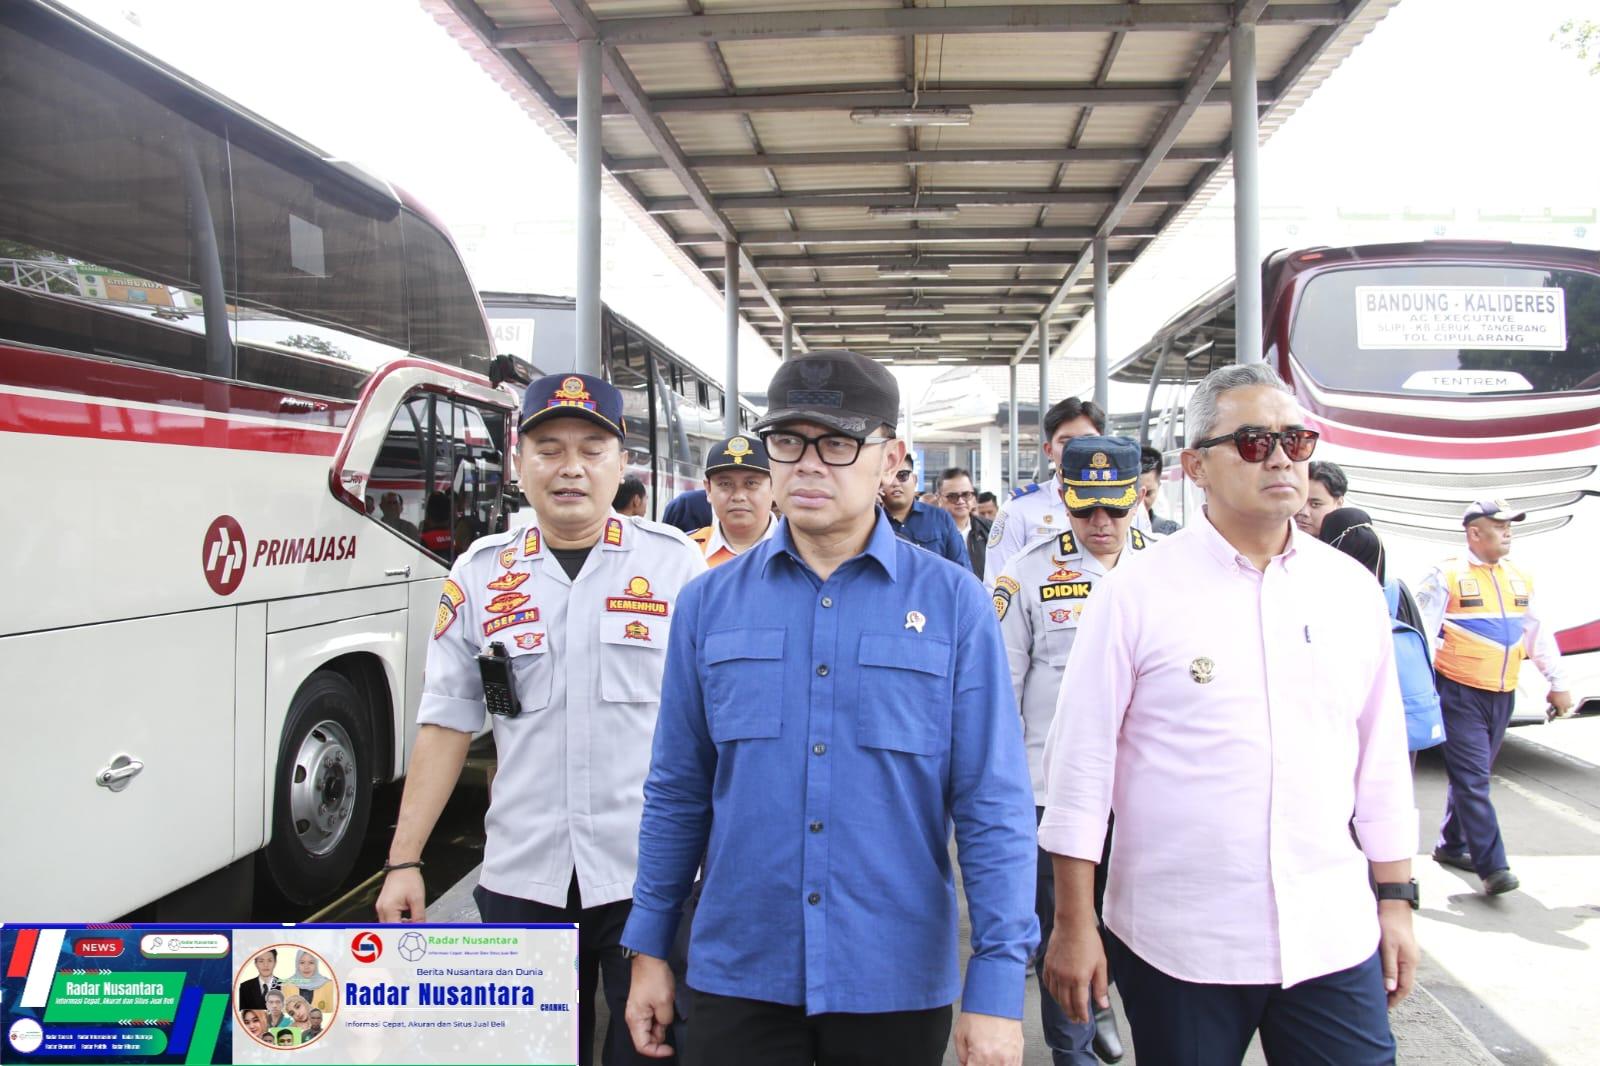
left=1193, top=427, right=1319, bottom=463
left=1076, top=505, right=1131, bottom=519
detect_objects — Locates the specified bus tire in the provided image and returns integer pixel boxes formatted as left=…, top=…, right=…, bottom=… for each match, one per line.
left=265, top=671, right=373, bottom=905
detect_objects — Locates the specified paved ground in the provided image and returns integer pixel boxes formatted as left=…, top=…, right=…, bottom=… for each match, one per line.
left=435, top=717, right=1600, bottom=1064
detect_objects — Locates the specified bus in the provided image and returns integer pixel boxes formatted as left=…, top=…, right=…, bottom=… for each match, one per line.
left=1120, top=240, right=1600, bottom=721
left=0, top=0, right=527, bottom=918
left=481, top=292, right=758, bottom=518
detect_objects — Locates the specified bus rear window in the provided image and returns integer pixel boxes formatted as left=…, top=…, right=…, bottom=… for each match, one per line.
left=1288, top=264, right=1600, bottom=396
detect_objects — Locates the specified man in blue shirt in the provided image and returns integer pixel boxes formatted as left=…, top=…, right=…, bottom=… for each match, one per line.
left=622, top=349, right=1037, bottom=1066
left=881, top=453, right=972, bottom=568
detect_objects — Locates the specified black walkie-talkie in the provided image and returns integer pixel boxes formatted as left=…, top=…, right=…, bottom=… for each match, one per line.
left=1092, top=1003, right=1125, bottom=1063
left=477, top=642, right=522, bottom=718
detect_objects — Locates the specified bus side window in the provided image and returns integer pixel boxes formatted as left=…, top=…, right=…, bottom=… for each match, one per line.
left=370, top=398, right=429, bottom=547
left=0, top=18, right=235, bottom=380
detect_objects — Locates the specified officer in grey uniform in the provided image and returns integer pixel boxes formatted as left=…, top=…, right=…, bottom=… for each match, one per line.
left=992, top=435, right=1150, bottom=1066
left=376, top=372, right=706, bottom=1066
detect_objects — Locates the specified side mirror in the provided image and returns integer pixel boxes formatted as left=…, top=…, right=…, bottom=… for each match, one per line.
left=489, top=353, right=533, bottom=388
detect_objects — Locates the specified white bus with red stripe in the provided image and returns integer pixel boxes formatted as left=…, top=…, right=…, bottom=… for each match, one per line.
left=0, top=1, right=522, bottom=918
left=1123, top=240, right=1600, bottom=722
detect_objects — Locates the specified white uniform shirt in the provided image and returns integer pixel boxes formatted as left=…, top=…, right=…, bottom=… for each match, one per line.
left=418, top=512, right=707, bottom=908
left=993, top=527, right=1151, bottom=802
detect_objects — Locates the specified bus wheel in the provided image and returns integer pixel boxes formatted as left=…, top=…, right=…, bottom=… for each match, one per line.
left=266, top=671, right=373, bottom=905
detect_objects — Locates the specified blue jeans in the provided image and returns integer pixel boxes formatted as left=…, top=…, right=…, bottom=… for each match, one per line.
left=1106, top=932, right=1395, bottom=1065
left=1035, top=810, right=1097, bottom=1065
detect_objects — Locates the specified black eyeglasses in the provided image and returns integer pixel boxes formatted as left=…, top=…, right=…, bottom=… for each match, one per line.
left=761, top=429, right=892, bottom=466
left=1193, top=427, right=1319, bottom=463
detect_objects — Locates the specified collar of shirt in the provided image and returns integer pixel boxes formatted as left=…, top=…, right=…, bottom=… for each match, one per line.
left=763, top=510, right=900, bottom=583
left=704, top=514, right=777, bottom=559
left=1192, top=508, right=1302, bottom=575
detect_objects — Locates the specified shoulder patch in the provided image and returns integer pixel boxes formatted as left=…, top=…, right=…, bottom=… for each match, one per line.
left=992, top=576, right=1020, bottom=622
left=433, top=579, right=465, bottom=640
left=1008, top=482, right=1042, bottom=501
left=986, top=510, right=1008, bottom=547
left=604, top=517, right=625, bottom=546
left=1129, top=528, right=1147, bottom=551
left=1057, top=530, right=1077, bottom=557
left=523, top=527, right=542, bottom=557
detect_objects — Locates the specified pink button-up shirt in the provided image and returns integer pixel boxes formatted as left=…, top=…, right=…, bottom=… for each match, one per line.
left=1038, top=513, right=1416, bottom=987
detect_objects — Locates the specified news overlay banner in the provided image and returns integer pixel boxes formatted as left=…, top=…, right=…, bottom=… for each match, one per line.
left=2, top=926, right=578, bottom=1065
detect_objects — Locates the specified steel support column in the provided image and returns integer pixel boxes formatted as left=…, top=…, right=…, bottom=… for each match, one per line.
left=781, top=317, right=794, bottom=360
left=1036, top=319, right=1051, bottom=482
left=724, top=242, right=741, bottom=434
left=1230, top=21, right=1263, bottom=365
left=575, top=38, right=603, bottom=376
left=1007, top=362, right=1020, bottom=492
left=1093, top=236, right=1110, bottom=410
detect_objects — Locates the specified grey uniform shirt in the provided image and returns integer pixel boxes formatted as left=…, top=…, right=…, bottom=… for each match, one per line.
left=993, top=527, right=1151, bottom=802
left=418, top=512, right=707, bottom=908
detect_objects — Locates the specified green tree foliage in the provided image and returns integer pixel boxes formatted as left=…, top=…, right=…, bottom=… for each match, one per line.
left=1552, top=19, right=1600, bottom=74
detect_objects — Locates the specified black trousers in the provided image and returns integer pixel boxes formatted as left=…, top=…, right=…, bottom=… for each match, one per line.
left=474, top=880, right=667, bottom=1066
left=686, top=990, right=952, bottom=1066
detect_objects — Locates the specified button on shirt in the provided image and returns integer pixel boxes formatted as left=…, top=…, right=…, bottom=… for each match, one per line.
left=995, top=529, right=1149, bottom=802
left=624, top=512, right=1037, bottom=1017
left=1038, top=514, right=1416, bottom=988
left=887, top=500, right=971, bottom=568
left=417, top=514, right=706, bottom=908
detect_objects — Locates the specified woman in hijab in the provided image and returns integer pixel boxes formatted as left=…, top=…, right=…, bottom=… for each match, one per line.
left=1319, top=506, right=1385, bottom=584
left=284, top=950, right=335, bottom=1014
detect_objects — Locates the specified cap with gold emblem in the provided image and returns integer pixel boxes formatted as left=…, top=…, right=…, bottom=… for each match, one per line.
left=519, top=372, right=626, bottom=440
left=1059, top=435, right=1140, bottom=512
left=704, top=434, right=771, bottom=476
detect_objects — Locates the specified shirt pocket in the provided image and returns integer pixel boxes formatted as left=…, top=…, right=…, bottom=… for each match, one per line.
left=494, top=630, right=553, bottom=714
left=1039, top=603, right=1083, bottom=666
left=598, top=608, right=673, bottom=703
left=856, top=632, right=953, bottom=756
left=704, top=627, right=785, bottom=741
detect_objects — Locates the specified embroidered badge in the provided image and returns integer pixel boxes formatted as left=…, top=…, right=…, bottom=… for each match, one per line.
left=433, top=579, right=465, bottom=640
left=1040, top=582, right=1091, bottom=601
left=484, top=609, right=540, bottom=637
left=487, top=571, right=530, bottom=592
left=485, top=592, right=531, bottom=615
left=513, top=632, right=545, bottom=652
left=904, top=610, right=926, bottom=633
left=523, top=528, right=542, bottom=557
left=1056, top=531, right=1077, bottom=556
left=604, top=517, right=624, bottom=546
left=623, top=620, right=651, bottom=642
left=1189, top=657, right=1215, bottom=684
left=607, top=576, right=669, bottom=616
left=1049, top=608, right=1072, bottom=624
left=499, top=545, right=518, bottom=569
left=1046, top=566, right=1082, bottom=584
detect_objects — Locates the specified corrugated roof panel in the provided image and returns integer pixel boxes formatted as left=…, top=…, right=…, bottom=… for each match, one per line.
left=769, top=164, right=912, bottom=189
left=1116, top=202, right=1171, bottom=230
left=1147, top=159, right=1207, bottom=186
left=479, top=0, right=557, bottom=23
left=1170, top=107, right=1231, bottom=147
left=1076, top=105, right=1165, bottom=148
left=515, top=42, right=580, bottom=96
left=1032, top=204, right=1104, bottom=227
left=717, top=37, right=901, bottom=89
left=1054, top=161, right=1139, bottom=186
left=1245, top=23, right=1319, bottom=80
left=927, top=106, right=1082, bottom=149
left=661, top=113, right=760, bottom=153
left=1105, top=30, right=1213, bottom=82
left=700, top=0, right=897, bottom=11
left=919, top=162, right=1066, bottom=188
left=923, top=31, right=1110, bottom=84
left=583, top=0, right=684, bottom=16
left=618, top=42, right=727, bottom=93
left=724, top=207, right=798, bottom=231
left=750, top=114, right=918, bottom=153
left=630, top=171, right=691, bottom=199
left=701, top=169, right=791, bottom=194
left=601, top=121, right=662, bottom=159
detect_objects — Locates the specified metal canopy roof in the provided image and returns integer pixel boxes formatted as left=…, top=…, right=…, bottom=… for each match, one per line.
left=427, top=0, right=1395, bottom=369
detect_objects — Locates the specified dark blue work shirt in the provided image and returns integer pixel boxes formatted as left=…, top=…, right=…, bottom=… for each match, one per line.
left=888, top=500, right=971, bottom=568
left=623, top=512, right=1037, bottom=1017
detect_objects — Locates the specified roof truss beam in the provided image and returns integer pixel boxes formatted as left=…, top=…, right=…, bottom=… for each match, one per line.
left=610, top=145, right=1223, bottom=172
left=651, top=186, right=1189, bottom=213
left=494, top=4, right=1343, bottom=47
left=676, top=225, right=1156, bottom=247
left=714, top=252, right=1134, bottom=271
left=561, top=83, right=1275, bottom=119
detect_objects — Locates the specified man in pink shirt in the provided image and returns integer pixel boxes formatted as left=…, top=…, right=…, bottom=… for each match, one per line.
left=1038, top=364, right=1420, bottom=1064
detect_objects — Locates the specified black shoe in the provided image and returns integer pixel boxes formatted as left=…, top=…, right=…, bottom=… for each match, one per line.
left=1432, top=847, right=1474, bottom=872
left=1482, top=869, right=1520, bottom=895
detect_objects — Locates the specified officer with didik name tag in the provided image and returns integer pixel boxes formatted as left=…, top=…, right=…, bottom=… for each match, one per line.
left=992, top=435, right=1150, bottom=1066
left=376, top=372, right=706, bottom=1066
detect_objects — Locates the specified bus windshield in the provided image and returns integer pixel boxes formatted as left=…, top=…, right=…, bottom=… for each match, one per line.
left=1288, top=263, right=1600, bottom=397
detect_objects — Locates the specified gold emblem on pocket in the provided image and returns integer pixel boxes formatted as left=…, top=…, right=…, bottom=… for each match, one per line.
left=1189, top=657, right=1215, bottom=684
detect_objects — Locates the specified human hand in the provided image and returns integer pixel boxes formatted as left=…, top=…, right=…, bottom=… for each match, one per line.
left=954, top=1011, right=1023, bottom=1066
left=624, top=955, right=676, bottom=1058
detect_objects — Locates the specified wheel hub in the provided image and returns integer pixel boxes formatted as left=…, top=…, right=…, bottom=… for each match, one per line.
left=288, top=720, right=358, bottom=858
